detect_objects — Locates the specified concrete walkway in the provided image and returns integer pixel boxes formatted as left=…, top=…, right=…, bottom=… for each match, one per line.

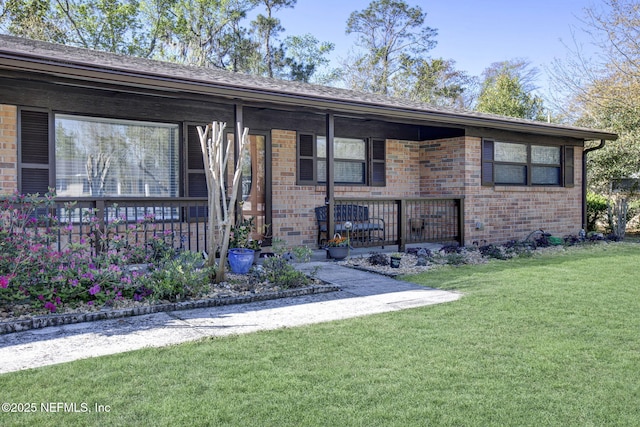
left=0, top=262, right=460, bottom=374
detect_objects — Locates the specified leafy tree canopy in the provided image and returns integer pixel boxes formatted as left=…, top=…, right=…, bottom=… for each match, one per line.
left=475, top=59, right=547, bottom=121
left=343, top=0, right=437, bottom=96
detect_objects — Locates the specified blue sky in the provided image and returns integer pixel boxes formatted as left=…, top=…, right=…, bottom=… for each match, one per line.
left=277, top=0, right=600, bottom=93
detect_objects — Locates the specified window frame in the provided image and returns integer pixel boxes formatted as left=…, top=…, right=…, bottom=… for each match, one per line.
left=53, top=112, right=183, bottom=199
left=296, top=133, right=386, bottom=187
left=18, top=108, right=185, bottom=197
left=482, top=138, right=574, bottom=188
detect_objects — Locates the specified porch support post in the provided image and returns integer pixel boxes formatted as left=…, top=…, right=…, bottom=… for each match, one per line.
left=234, top=102, right=244, bottom=224
left=457, top=197, right=465, bottom=246
left=398, top=199, right=406, bottom=252
left=325, top=113, right=335, bottom=244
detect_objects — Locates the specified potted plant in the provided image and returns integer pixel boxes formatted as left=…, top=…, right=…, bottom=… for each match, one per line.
left=326, top=234, right=350, bottom=260
left=228, top=218, right=255, bottom=274
left=390, top=252, right=403, bottom=268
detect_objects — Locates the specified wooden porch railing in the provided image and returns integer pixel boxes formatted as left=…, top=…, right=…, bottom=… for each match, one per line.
left=332, top=197, right=464, bottom=250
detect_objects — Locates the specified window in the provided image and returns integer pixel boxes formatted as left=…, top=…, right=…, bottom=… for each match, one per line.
left=297, top=133, right=385, bottom=186
left=482, top=139, right=574, bottom=187
left=317, top=136, right=366, bottom=184
left=55, top=115, right=179, bottom=197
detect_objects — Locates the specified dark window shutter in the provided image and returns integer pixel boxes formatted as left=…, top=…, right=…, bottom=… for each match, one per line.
left=187, top=125, right=204, bottom=170
left=188, top=173, right=207, bottom=196
left=21, top=169, right=50, bottom=194
left=564, top=146, right=575, bottom=187
left=299, top=159, right=314, bottom=181
left=371, top=139, right=386, bottom=187
left=298, top=133, right=315, bottom=184
left=482, top=139, right=495, bottom=186
left=186, top=125, right=207, bottom=198
left=21, top=110, right=49, bottom=165
left=20, top=110, right=50, bottom=194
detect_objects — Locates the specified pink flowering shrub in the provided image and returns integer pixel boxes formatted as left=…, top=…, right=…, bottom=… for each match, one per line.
left=0, top=192, right=213, bottom=315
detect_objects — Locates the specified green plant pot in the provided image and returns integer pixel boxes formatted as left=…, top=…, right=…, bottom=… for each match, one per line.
left=327, top=246, right=349, bottom=260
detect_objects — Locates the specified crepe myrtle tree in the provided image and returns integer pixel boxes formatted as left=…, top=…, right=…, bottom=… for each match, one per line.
left=197, top=120, right=250, bottom=282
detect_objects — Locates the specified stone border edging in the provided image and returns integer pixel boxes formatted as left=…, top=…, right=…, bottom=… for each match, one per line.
left=0, top=284, right=340, bottom=335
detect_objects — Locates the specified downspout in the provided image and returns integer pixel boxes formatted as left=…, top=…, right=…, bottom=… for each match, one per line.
left=582, top=139, right=606, bottom=230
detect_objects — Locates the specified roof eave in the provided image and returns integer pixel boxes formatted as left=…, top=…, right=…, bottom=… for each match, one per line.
left=0, top=52, right=619, bottom=142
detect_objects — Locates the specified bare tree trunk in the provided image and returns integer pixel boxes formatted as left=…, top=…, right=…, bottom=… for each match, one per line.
left=607, top=196, right=628, bottom=239
left=197, top=121, right=250, bottom=282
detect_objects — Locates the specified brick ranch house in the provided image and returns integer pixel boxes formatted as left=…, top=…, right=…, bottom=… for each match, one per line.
left=0, top=35, right=617, bottom=252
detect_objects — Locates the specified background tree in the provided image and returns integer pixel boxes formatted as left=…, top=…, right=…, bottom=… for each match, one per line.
left=156, top=0, right=257, bottom=69
left=250, top=0, right=296, bottom=78
left=343, top=0, right=437, bottom=96
left=475, top=59, right=546, bottom=120
left=390, top=57, right=473, bottom=108
left=0, top=0, right=163, bottom=57
left=0, top=0, right=66, bottom=43
left=549, top=0, right=640, bottom=193
left=281, top=34, right=341, bottom=83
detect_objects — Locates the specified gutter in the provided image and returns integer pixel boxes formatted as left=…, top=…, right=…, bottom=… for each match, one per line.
left=582, top=139, right=607, bottom=230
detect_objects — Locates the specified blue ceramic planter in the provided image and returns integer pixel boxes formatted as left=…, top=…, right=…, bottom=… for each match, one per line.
left=228, top=248, right=255, bottom=274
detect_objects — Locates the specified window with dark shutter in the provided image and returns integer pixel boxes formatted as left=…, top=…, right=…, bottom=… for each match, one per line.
left=482, top=138, right=571, bottom=187
left=371, top=138, right=386, bottom=187
left=186, top=124, right=208, bottom=219
left=187, top=124, right=206, bottom=196
left=19, top=109, right=50, bottom=194
left=481, top=139, right=495, bottom=186
left=297, top=133, right=315, bottom=184
left=564, top=146, right=575, bottom=187
left=297, top=133, right=386, bottom=186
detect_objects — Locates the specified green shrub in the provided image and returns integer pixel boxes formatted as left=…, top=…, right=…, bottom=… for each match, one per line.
left=587, top=192, right=609, bottom=231
left=261, top=256, right=310, bottom=289
left=144, top=252, right=213, bottom=302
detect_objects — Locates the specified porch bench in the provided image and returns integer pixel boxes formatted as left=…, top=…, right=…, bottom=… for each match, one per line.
left=315, top=205, right=385, bottom=246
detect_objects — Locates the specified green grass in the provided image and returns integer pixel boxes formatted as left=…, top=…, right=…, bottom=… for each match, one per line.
left=2, top=243, right=640, bottom=426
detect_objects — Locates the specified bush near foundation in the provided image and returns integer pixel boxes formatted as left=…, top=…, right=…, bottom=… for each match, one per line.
left=0, top=192, right=213, bottom=314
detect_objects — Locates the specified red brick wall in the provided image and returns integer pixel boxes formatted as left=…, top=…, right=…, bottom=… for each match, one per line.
left=463, top=136, right=583, bottom=244
left=0, top=105, right=18, bottom=195
left=419, top=137, right=466, bottom=197
left=418, top=136, right=583, bottom=245
left=271, top=131, right=583, bottom=248
left=270, top=132, right=423, bottom=247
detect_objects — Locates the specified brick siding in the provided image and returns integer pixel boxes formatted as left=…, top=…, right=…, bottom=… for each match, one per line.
left=419, top=136, right=583, bottom=245
left=272, top=131, right=584, bottom=248
left=270, top=131, right=423, bottom=247
left=0, top=104, right=18, bottom=195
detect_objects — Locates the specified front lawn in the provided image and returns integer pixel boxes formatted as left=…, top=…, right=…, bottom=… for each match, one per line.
left=2, top=243, right=639, bottom=426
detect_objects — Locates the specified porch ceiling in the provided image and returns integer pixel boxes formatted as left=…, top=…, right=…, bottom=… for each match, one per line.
left=0, top=34, right=618, bottom=142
